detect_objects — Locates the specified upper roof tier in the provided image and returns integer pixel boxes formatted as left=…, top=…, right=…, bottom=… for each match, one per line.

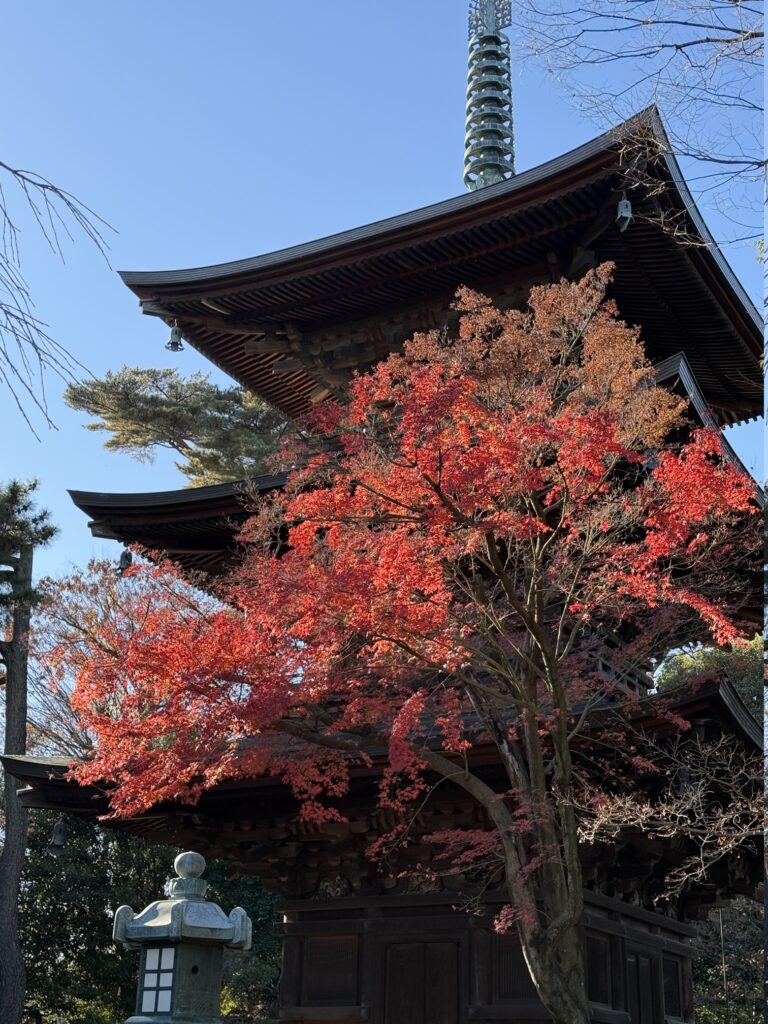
left=119, top=109, right=761, bottom=427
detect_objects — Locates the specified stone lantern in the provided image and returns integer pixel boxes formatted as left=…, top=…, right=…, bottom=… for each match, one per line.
left=113, top=850, right=252, bottom=1023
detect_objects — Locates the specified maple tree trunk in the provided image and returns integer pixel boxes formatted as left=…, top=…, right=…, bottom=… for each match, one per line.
left=0, top=546, right=33, bottom=1024
left=512, top=677, right=590, bottom=1022
left=522, top=921, right=589, bottom=1024
left=424, top=742, right=590, bottom=1022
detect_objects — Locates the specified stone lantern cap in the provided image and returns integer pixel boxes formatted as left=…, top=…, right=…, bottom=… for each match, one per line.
left=113, top=851, right=252, bottom=950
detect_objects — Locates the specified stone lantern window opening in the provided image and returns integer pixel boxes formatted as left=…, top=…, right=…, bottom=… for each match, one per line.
left=139, top=945, right=176, bottom=1014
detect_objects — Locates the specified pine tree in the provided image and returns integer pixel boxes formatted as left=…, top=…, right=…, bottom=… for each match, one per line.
left=691, top=898, right=762, bottom=1024
left=65, top=367, right=287, bottom=487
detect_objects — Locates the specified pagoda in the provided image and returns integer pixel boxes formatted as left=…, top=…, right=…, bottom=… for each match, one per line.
left=3, top=5, right=762, bottom=1023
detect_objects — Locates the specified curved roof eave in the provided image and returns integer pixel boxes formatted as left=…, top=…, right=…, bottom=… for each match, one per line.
left=714, top=679, right=763, bottom=749
left=118, top=108, right=761, bottom=337
left=68, top=473, right=287, bottom=516
left=119, top=108, right=660, bottom=290
left=655, top=134, right=762, bottom=335
left=3, top=679, right=759, bottom=797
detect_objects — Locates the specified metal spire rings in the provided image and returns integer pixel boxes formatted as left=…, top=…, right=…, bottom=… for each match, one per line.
left=464, top=0, right=515, bottom=191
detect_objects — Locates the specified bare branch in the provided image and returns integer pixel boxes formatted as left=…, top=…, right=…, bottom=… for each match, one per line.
left=516, top=0, right=763, bottom=241
left=0, top=162, right=114, bottom=435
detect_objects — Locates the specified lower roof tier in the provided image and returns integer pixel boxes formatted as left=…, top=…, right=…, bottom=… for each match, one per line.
left=4, top=679, right=761, bottom=917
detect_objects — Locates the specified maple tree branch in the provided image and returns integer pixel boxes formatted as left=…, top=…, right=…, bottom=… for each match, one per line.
left=482, top=531, right=561, bottom=686
left=271, top=719, right=363, bottom=752
left=350, top=478, right=421, bottom=514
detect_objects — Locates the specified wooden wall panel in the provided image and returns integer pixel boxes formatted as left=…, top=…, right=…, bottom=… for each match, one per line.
left=302, top=935, right=358, bottom=1005
left=278, top=894, right=694, bottom=1023
left=425, top=942, right=459, bottom=1024
left=586, top=932, right=612, bottom=1006
left=381, top=940, right=460, bottom=1024
left=383, top=943, right=424, bottom=1024
left=494, top=933, right=537, bottom=1000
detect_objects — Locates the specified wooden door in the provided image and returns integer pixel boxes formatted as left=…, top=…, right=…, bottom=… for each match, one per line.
left=383, top=940, right=459, bottom=1024
left=626, top=948, right=660, bottom=1024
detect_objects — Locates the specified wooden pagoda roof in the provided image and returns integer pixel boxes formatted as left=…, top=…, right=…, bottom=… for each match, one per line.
left=118, top=108, right=761, bottom=427
left=6, top=679, right=761, bottom=812
left=68, top=353, right=763, bottom=593
left=3, top=679, right=761, bottom=907
left=69, top=473, right=286, bottom=576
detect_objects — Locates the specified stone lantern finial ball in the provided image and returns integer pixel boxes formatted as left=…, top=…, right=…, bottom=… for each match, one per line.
left=174, top=851, right=206, bottom=878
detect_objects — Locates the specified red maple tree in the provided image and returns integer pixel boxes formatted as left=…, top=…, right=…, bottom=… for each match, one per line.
left=68, top=267, right=758, bottom=1022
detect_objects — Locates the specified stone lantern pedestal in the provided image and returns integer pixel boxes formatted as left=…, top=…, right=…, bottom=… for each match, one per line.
left=113, top=851, right=252, bottom=1024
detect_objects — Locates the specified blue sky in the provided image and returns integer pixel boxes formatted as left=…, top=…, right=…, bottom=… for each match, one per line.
left=2, top=1, right=762, bottom=579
